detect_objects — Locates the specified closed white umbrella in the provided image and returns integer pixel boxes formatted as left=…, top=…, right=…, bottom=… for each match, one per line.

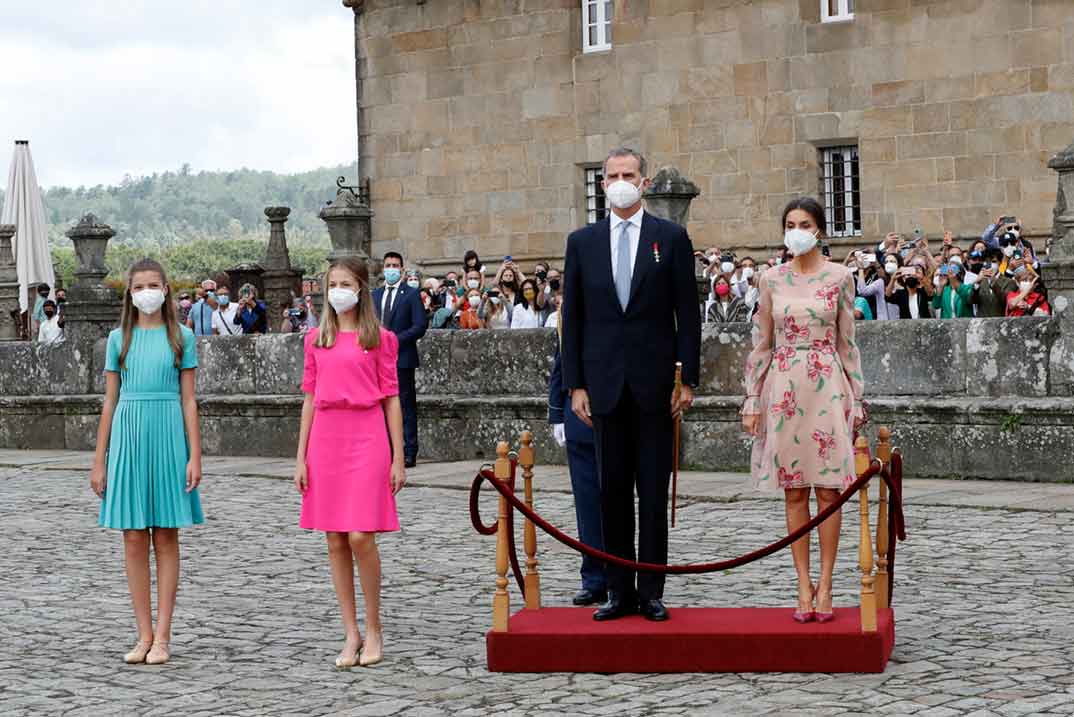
left=1, top=140, right=56, bottom=312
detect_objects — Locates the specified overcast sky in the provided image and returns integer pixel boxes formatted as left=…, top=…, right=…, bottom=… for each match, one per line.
left=0, top=1, right=358, bottom=189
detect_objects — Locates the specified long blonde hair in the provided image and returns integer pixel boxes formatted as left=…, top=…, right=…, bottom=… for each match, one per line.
left=315, top=256, right=381, bottom=351
left=118, top=258, right=184, bottom=371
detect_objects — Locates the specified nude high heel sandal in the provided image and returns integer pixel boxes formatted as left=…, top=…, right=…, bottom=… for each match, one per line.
left=335, top=639, right=362, bottom=669
left=145, top=642, right=170, bottom=665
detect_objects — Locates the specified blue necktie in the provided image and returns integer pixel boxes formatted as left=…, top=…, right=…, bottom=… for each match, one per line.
left=616, top=221, right=632, bottom=310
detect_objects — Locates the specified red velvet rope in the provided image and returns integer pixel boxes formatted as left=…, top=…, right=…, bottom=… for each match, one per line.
left=468, top=458, right=526, bottom=595
left=470, top=459, right=906, bottom=581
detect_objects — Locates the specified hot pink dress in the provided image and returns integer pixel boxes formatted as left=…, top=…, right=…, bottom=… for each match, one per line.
left=741, top=263, right=865, bottom=493
left=300, top=327, right=401, bottom=533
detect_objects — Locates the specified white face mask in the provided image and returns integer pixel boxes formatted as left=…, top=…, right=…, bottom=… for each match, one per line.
left=131, top=288, right=166, bottom=315
left=604, top=179, right=643, bottom=209
left=884, top=262, right=899, bottom=275
left=468, top=295, right=481, bottom=308
left=407, top=279, right=420, bottom=289
left=1003, top=245, right=1016, bottom=258
left=467, top=279, right=480, bottom=290
left=949, top=255, right=963, bottom=265
left=783, top=228, right=819, bottom=256
left=1019, top=281, right=1034, bottom=293
left=741, top=267, right=755, bottom=281
left=328, top=288, right=359, bottom=314
left=720, top=261, right=735, bottom=274
left=490, top=296, right=501, bottom=305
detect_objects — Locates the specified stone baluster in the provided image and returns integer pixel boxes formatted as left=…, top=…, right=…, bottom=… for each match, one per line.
left=874, top=428, right=892, bottom=611
left=855, top=435, right=877, bottom=634
left=519, top=430, right=541, bottom=610
left=643, top=167, right=701, bottom=226
left=492, top=441, right=511, bottom=633
left=0, top=225, right=19, bottom=341
left=319, top=178, right=374, bottom=272
left=64, top=214, right=122, bottom=344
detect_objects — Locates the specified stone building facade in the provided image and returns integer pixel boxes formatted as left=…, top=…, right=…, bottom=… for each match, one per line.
left=348, top=0, right=1074, bottom=271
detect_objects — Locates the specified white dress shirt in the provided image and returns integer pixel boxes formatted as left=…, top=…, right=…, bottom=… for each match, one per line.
left=609, top=206, right=644, bottom=284
left=381, top=282, right=401, bottom=316
left=37, top=316, right=64, bottom=345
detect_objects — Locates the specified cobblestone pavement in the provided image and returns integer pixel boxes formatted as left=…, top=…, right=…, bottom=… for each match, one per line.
left=2, top=453, right=1073, bottom=716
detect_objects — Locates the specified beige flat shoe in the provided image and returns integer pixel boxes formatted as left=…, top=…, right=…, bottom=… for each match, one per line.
left=335, top=639, right=362, bottom=669
left=124, top=640, right=153, bottom=664
left=145, top=642, right=170, bottom=665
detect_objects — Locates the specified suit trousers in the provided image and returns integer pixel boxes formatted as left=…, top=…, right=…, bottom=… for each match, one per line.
left=397, top=367, right=419, bottom=460
left=592, top=383, right=673, bottom=601
left=566, top=438, right=606, bottom=592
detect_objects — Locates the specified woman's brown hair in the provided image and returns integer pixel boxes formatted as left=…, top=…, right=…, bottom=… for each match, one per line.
left=315, top=256, right=381, bottom=351
left=118, top=258, right=184, bottom=371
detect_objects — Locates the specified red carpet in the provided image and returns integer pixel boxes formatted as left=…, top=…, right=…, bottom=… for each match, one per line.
left=487, top=607, right=895, bottom=673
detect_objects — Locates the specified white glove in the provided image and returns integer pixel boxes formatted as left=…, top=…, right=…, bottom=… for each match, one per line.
left=552, top=423, right=566, bottom=447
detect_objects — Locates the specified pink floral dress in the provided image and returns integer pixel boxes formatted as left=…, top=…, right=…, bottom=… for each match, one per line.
left=742, top=263, right=865, bottom=492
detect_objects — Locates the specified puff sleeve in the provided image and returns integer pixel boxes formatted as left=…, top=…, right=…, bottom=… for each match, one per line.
left=301, top=329, right=318, bottom=395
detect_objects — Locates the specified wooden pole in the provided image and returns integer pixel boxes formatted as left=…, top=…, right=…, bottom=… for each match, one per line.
left=874, top=427, right=891, bottom=611
left=855, top=435, right=877, bottom=633
left=492, top=441, right=511, bottom=633
left=519, top=430, right=541, bottom=610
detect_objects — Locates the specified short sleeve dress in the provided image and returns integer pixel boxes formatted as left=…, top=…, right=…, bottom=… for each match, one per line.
left=99, top=324, right=204, bottom=529
left=300, top=328, right=401, bottom=533
left=741, top=263, right=865, bottom=493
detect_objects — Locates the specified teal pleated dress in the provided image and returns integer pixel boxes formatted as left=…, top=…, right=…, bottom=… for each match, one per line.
left=99, top=324, right=204, bottom=529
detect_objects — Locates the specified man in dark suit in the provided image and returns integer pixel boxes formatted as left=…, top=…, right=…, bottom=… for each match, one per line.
left=548, top=334, right=606, bottom=607
left=562, top=147, right=702, bottom=622
left=373, top=251, right=428, bottom=467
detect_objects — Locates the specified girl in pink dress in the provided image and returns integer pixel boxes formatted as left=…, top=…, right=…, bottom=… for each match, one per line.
left=294, top=256, right=406, bottom=669
left=741, top=198, right=865, bottom=624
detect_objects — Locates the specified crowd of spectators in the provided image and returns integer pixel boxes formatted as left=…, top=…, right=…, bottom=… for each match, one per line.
left=697, top=214, right=1051, bottom=324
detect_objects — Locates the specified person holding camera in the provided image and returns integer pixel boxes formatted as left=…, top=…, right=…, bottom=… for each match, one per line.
left=1005, top=268, right=1051, bottom=317
left=494, top=261, right=522, bottom=323
left=235, top=284, right=268, bottom=334
left=845, top=249, right=891, bottom=321
left=972, top=248, right=1014, bottom=317
left=481, top=288, right=511, bottom=329
left=931, top=261, right=974, bottom=319
left=887, top=264, right=931, bottom=319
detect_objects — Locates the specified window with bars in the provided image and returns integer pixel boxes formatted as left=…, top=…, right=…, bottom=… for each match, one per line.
left=582, top=0, right=612, bottom=53
left=585, top=167, right=608, bottom=224
left=820, top=145, right=861, bottom=238
left=822, top=0, right=854, bottom=22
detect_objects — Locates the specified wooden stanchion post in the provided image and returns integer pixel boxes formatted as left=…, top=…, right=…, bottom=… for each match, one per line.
left=855, top=434, right=877, bottom=633
left=874, top=427, right=891, bottom=611
left=519, top=431, right=541, bottom=610
left=492, top=441, right=511, bottom=633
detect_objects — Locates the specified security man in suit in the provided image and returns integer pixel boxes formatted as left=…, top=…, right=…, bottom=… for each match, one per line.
left=373, top=251, right=428, bottom=468
left=562, top=147, right=702, bottom=622
left=548, top=314, right=606, bottom=607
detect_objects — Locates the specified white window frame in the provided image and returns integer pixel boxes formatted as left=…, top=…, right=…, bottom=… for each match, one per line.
left=584, top=167, right=608, bottom=224
left=821, top=145, right=862, bottom=238
left=582, top=0, right=612, bottom=53
left=821, top=0, right=854, bottom=23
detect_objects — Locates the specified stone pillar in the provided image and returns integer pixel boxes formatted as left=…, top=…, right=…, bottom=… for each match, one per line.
left=1046, top=142, right=1074, bottom=315
left=644, top=167, right=701, bottom=227
left=261, top=206, right=303, bottom=331
left=63, top=214, right=122, bottom=344
left=0, top=225, right=19, bottom=341
left=319, top=178, right=374, bottom=272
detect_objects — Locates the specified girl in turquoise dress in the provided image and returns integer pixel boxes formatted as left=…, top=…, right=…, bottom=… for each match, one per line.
left=89, top=258, right=203, bottom=666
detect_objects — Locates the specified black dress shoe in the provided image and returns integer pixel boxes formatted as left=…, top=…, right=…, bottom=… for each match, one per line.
left=639, top=599, right=670, bottom=621
left=572, top=588, right=608, bottom=606
left=593, top=592, right=638, bottom=621
left=404, top=457, right=417, bottom=468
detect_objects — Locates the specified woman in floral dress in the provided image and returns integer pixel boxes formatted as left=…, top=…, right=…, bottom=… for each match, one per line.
left=741, top=198, right=865, bottom=623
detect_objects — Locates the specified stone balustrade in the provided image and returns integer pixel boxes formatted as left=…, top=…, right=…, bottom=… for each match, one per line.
left=2, top=316, right=1073, bottom=481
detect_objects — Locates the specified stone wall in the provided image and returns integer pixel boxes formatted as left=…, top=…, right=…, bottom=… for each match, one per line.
left=4, top=317, right=1074, bottom=481
left=354, top=0, right=1074, bottom=267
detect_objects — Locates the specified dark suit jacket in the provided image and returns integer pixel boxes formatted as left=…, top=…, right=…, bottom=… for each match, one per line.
left=561, top=212, right=702, bottom=416
left=548, top=348, right=594, bottom=445
left=372, top=283, right=428, bottom=369
left=889, top=287, right=932, bottom=320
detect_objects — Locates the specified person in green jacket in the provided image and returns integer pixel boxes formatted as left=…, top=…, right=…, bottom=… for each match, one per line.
left=932, top=262, right=975, bottom=318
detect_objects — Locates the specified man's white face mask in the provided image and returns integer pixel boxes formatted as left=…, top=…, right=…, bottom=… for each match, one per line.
left=605, top=178, right=643, bottom=209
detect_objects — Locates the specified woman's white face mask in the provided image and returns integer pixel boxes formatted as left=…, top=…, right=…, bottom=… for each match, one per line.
left=783, top=228, right=819, bottom=256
